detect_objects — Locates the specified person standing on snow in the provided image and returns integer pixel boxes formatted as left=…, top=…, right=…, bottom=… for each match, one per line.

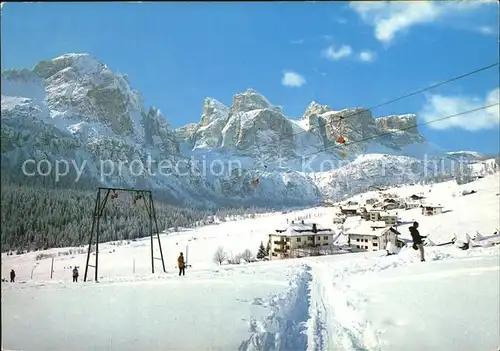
left=10, top=269, right=15, bottom=283
left=177, top=252, right=185, bottom=276
left=72, top=266, right=79, bottom=282
left=409, top=222, right=427, bottom=262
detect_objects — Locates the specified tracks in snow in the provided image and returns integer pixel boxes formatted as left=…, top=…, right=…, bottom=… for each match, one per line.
left=241, top=250, right=455, bottom=350
left=239, top=266, right=311, bottom=351
left=307, top=263, right=381, bottom=351
left=239, top=263, right=379, bottom=351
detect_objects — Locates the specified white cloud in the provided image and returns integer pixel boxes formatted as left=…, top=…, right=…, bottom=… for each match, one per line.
left=349, top=1, right=497, bottom=44
left=359, top=50, right=376, bottom=62
left=476, top=25, right=496, bottom=36
left=420, top=88, right=500, bottom=131
left=281, top=71, right=306, bottom=88
left=322, top=45, right=352, bottom=60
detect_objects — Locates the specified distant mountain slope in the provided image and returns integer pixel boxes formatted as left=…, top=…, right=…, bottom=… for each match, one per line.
left=1, top=53, right=491, bottom=208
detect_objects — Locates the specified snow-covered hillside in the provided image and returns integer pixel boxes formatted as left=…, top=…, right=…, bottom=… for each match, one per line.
left=2, top=53, right=495, bottom=207
left=2, top=174, right=499, bottom=350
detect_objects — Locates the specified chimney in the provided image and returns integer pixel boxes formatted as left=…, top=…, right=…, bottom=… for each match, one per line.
left=301, top=220, right=304, bottom=224
left=312, top=223, right=317, bottom=233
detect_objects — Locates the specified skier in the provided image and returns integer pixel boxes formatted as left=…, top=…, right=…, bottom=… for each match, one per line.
left=177, top=252, right=185, bottom=276
left=10, top=269, right=15, bottom=283
left=72, top=266, right=79, bottom=282
left=409, top=222, right=427, bottom=262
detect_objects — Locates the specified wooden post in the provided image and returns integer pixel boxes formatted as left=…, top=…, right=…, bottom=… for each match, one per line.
left=31, top=263, right=39, bottom=279
left=50, top=257, right=54, bottom=279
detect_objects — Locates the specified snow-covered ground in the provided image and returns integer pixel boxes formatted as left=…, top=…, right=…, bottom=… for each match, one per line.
left=2, top=174, right=500, bottom=350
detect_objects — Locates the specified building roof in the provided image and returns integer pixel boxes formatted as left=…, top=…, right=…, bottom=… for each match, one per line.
left=273, top=222, right=336, bottom=236
left=369, top=221, right=387, bottom=228
left=421, top=204, right=443, bottom=208
left=379, top=211, right=397, bottom=217
left=346, top=222, right=390, bottom=237
left=272, top=227, right=336, bottom=237
left=341, top=205, right=358, bottom=211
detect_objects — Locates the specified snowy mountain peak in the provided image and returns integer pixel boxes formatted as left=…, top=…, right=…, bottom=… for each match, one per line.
left=302, top=100, right=333, bottom=120
left=376, top=114, right=419, bottom=134
left=230, top=89, right=281, bottom=114
left=201, top=97, right=230, bottom=126
left=33, top=53, right=106, bottom=79
left=26, top=53, right=147, bottom=138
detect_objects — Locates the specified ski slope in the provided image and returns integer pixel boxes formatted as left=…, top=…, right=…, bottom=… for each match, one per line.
left=2, top=174, right=500, bottom=350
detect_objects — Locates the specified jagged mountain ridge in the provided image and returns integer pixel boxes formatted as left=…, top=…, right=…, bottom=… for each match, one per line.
left=176, top=93, right=427, bottom=161
left=1, top=53, right=489, bottom=207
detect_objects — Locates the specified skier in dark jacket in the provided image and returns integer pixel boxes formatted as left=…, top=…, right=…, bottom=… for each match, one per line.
left=409, top=222, right=427, bottom=262
left=72, top=267, right=79, bottom=282
left=10, top=269, right=15, bottom=283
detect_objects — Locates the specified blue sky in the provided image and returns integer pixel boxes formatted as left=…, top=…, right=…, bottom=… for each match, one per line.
left=1, top=2, right=499, bottom=154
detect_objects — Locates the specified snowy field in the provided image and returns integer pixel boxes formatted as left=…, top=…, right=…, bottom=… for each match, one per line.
left=2, top=174, right=500, bottom=350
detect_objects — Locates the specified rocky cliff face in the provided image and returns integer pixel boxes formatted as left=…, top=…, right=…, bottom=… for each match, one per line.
left=188, top=98, right=230, bottom=149
left=1, top=54, right=213, bottom=206
left=375, top=114, right=425, bottom=149
left=2, top=53, right=483, bottom=208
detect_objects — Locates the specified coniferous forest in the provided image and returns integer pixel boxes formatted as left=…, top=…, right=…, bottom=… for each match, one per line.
left=0, top=169, right=266, bottom=252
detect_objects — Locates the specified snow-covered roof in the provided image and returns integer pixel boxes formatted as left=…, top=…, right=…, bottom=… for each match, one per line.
left=421, top=203, right=443, bottom=208
left=370, top=221, right=388, bottom=228
left=289, top=222, right=323, bottom=231
left=346, top=222, right=390, bottom=237
left=341, top=205, right=358, bottom=211
left=272, top=228, right=336, bottom=237
left=379, top=211, right=397, bottom=217
left=273, top=222, right=336, bottom=236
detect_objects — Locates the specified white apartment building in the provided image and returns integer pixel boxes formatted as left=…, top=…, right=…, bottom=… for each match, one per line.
left=269, top=222, right=337, bottom=260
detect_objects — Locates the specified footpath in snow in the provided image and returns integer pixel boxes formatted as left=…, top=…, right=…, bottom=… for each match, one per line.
left=304, top=246, right=500, bottom=351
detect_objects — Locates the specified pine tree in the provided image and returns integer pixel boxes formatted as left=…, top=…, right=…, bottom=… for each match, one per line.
left=265, top=240, right=270, bottom=256
left=257, top=241, right=266, bottom=259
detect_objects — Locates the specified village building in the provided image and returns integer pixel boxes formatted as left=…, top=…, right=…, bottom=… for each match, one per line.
left=339, top=205, right=358, bottom=216
left=366, top=210, right=398, bottom=226
left=365, top=198, right=377, bottom=205
left=380, top=212, right=398, bottom=226
left=346, top=222, right=399, bottom=252
left=421, top=204, right=444, bottom=216
left=404, top=201, right=421, bottom=210
left=366, top=209, right=383, bottom=221
left=333, top=213, right=346, bottom=224
left=382, top=203, right=399, bottom=210
left=409, top=194, right=425, bottom=201
left=269, top=222, right=337, bottom=260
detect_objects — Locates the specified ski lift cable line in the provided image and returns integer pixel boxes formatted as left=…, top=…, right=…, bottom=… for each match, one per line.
left=256, top=61, right=499, bottom=150
left=297, top=102, right=499, bottom=160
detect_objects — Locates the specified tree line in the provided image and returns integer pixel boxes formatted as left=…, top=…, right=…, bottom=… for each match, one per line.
left=0, top=182, right=271, bottom=252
